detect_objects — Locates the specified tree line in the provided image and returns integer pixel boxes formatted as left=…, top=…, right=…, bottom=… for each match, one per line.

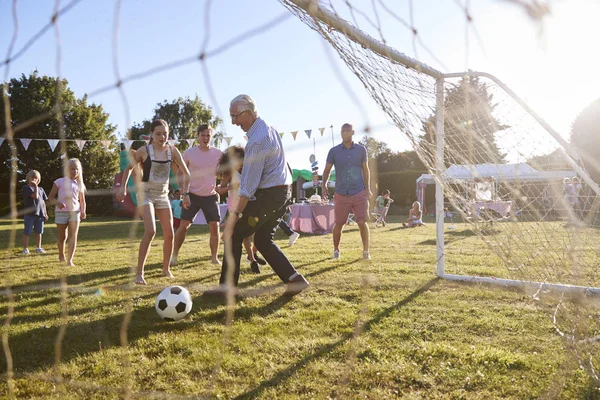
left=1, top=71, right=598, bottom=215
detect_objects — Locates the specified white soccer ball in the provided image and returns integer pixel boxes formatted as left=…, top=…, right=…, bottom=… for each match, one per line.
left=155, top=286, right=193, bottom=321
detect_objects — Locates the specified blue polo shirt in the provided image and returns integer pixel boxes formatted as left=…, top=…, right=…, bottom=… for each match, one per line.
left=326, top=142, right=367, bottom=196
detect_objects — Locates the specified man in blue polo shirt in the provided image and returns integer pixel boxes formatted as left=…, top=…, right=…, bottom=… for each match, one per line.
left=321, top=123, right=372, bottom=260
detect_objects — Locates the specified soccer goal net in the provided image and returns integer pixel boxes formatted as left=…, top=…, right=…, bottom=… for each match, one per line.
left=282, top=0, right=600, bottom=380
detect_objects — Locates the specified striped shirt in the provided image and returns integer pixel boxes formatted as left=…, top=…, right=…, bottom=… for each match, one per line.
left=239, top=117, right=291, bottom=200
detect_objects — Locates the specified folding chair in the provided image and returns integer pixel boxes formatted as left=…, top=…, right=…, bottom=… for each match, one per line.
left=371, top=205, right=389, bottom=227
left=346, top=213, right=356, bottom=225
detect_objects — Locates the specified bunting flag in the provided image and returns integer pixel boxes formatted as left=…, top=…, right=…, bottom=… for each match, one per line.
left=319, top=127, right=325, bottom=136
left=167, top=139, right=176, bottom=147
left=20, top=138, right=32, bottom=150
left=225, top=137, right=232, bottom=145
left=186, top=139, right=195, bottom=148
left=47, top=139, right=60, bottom=152
left=124, top=140, right=135, bottom=150
left=305, top=129, right=312, bottom=139
left=75, top=140, right=87, bottom=151
left=279, top=132, right=284, bottom=139
left=100, top=140, right=112, bottom=150
left=0, top=138, right=5, bottom=148
left=291, top=131, right=298, bottom=141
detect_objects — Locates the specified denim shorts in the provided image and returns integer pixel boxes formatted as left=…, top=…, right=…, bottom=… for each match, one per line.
left=55, top=211, right=81, bottom=224
left=24, top=215, right=45, bottom=235
left=140, top=189, right=171, bottom=210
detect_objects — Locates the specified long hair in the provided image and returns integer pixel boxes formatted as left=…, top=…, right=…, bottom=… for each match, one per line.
left=65, top=158, right=86, bottom=193
left=218, top=145, right=245, bottom=179
left=412, top=201, right=421, bottom=212
left=149, top=119, right=169, bottom=144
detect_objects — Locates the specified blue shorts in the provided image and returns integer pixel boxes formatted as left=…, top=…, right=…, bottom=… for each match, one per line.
left=24, top=215, right=45, bottom=235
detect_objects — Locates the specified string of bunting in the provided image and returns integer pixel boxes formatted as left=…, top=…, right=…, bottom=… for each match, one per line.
left=0, top=137, right=237, bottom=152
left=278, top=126, right=328, bottom=141
left=1, top=128, right=324, bottom=152
left=0, top=138, right=114, bottom=152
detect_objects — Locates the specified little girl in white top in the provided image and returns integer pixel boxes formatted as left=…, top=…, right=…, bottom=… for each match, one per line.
left=48, top=158, right=86, bottom=266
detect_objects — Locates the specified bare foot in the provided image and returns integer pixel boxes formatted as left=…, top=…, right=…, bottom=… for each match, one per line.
left=66, top=261, right=76, bottom=267
left=135, top=274, right=147, bottom=285
left=59, top=257, right=66, bottom=263
left=211, top=259, right=221, bottom=265
left=162, top=270, right=175, bottom=278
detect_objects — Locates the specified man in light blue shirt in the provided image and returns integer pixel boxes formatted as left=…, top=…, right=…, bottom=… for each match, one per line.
left=321, top=123, right=372, bottom=261
left=204, top=94, right=309, bottom=297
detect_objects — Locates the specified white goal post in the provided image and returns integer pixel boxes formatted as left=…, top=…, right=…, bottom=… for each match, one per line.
left=284, top=0, right=600, bottom=295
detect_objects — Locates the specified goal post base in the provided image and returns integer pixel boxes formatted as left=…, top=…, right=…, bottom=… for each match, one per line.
left=439, top=273, right=600, bottom=296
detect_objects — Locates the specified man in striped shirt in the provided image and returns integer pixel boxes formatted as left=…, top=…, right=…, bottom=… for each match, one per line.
left=204, top=94, right=309, bottom=297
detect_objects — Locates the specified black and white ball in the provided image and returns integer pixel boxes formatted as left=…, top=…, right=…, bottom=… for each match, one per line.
left=155, top=286, right=192, bottom=321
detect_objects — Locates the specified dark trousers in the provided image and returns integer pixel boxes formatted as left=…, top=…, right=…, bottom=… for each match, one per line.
left=220, top=186, right=297, bottom=287
left=278, top=219, right=295, bottom=236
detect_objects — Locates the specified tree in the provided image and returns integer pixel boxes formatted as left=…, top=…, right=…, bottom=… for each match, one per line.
left=0, top=72, right=118, bottom=202
left=570, top=98, right=600, bottom=184
left=129, top=96, right=223, bottom=150
left=419, top=75, right=508, bottom=167
left=359, top=135, right=390, bottom=160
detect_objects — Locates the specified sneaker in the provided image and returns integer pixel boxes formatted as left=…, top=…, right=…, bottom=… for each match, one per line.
left=250, top=261, right=261, bottom=274
left=362, top=250, right=371, bottom=260
left=253, top=253, right=267, bottom=266
left=333, top=249, right=341, bottom=260
left=288, top=232, right=300, bottom=247
left=35, top=247, right=46, bottom=254
left=170, top=256, right=178, bottom=266
left=283, top=274, right=309, bottom=296
left=21, top=248, right=30, bottom=255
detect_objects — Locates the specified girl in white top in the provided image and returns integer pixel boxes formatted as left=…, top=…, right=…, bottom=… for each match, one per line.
left=116, top=119, right=191, bottom=285
left=217, top=146, right=261, bottom=273
left=403, top=201, right=424, bottom=228
left=48, top=158, right=86, bottom=266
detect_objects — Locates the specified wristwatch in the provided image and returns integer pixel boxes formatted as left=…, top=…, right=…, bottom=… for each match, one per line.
left=232, top=211, right=243, bottom=219
left=182, top=192, right=190, bottom=196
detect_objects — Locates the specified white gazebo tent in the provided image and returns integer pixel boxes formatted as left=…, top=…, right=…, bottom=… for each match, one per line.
left=416, top=163, right=577, bottom=213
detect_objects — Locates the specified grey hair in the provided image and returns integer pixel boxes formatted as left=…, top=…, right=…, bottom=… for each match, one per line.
left=231, top=94, right=258, bottom=117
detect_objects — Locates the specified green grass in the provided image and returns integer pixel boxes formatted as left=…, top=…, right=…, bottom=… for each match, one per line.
left=1, top=216, right=599, bottom=399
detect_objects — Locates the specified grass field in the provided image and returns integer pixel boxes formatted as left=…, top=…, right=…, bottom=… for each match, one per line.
left=1, top=216, right=599, bottom=399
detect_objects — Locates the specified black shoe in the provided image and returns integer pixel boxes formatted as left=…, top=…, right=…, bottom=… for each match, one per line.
left=283, top=274, right=309, bottom=297
left=250, top=261, right=261, bottom=274
left=254, top=253, right=267, bottom=265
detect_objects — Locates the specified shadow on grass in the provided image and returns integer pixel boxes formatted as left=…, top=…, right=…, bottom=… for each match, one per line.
left=233, top=278, right=440, bottom=399
left=236, top=257, right=353, bottom=290
left=416, top=228, right=480, bottom=246
left=0, top=296, right=194, bottom=375
left=0, top=278, right=298, bottom=375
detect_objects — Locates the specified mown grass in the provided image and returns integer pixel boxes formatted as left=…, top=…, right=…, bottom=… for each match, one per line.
left=1, top=216, right=599, bottom=399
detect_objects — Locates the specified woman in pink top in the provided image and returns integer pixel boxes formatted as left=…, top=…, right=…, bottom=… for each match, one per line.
left=48, top=158, right=86, bottom=266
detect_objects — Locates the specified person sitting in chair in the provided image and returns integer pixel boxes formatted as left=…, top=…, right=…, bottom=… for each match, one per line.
left=403, top=201, right=424, bottom=228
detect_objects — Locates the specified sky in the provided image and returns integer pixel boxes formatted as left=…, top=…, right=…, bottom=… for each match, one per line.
left=1, top=0, right=599, bottom=171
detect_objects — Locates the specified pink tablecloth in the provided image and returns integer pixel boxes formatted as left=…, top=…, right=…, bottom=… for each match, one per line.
left=289, top=203, right=335, bottom=234
left=192, top=204, right=228, bottom=225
